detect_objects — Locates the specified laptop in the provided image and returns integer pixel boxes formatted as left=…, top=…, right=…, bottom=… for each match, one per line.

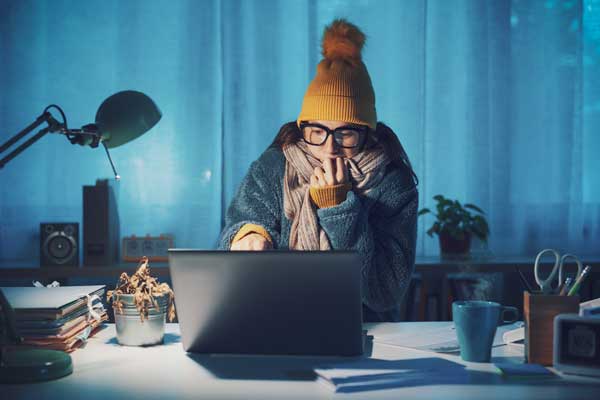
left=168, top=250, right=363, bottom=356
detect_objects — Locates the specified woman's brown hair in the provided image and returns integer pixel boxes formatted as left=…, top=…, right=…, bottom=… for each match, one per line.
left=271, top=121, right=418, bottom=186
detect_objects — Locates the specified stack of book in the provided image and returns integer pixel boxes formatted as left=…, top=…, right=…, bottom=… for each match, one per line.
left=0, top=285, right=108, bottom=352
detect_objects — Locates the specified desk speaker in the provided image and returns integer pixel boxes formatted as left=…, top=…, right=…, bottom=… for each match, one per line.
left=40, top=223, right=79, bottom=267
left=83, top=179, right=120, bottom=266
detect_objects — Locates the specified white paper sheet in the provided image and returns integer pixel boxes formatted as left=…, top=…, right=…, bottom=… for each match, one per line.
left=314, top=358, right=469, bottom=392
left=373, top=321, right=524, bottom=353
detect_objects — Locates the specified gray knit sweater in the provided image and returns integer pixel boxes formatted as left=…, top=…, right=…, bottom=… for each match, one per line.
left=218, top=146, right=418, bottom=321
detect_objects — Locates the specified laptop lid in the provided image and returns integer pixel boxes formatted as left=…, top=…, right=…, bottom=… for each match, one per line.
left=168, top=250, right=363, bottom=356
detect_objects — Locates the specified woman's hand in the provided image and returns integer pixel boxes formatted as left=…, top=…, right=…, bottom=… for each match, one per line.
left=230, top=233, right=272, bottom=251
left=310, top=157, right=349, bottom=188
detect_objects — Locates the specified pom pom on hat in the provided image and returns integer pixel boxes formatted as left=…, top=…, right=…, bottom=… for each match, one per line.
left=298, top=18, right=377, bottom=129
left=321, top=19, right=366, bottom=66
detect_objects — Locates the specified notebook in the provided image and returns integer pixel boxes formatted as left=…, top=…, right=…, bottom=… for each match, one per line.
left=1, top=285, right=105, bottom=319
left=13, top=300, right=103, bottom=328
left=493, top=363, right=556, bottom=380
left=315, top=362, right=434, bottom=393
left=314, top=358, right=467, bottom=393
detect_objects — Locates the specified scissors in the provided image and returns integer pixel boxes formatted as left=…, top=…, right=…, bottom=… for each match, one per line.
left=534, top=249, right=583, bottom=294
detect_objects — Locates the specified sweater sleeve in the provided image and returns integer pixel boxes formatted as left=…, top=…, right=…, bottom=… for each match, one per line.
left=231, top=223, right=273, bottom=244
left=316, top=168, right=418, bottom=312
left=309, top=183, right=352, bottom=208
left=217, top=151, right=282, bottom=250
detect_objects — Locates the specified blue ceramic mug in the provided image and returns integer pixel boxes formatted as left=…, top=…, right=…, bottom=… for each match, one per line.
left=453, top=301, right=518, bottom=362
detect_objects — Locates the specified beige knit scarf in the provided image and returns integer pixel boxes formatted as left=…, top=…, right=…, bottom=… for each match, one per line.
left=282, top=140, right=390, bottom=250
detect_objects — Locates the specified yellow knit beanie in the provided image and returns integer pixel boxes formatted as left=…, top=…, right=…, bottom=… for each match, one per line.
left=297, top=19, right=377, bottom=130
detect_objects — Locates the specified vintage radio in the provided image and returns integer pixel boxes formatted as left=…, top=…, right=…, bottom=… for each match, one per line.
left=122, top=234, right=174, bottom=263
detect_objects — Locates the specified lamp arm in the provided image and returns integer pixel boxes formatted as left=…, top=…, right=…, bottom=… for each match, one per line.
left=60, top=128, right=120, bottom=180
left=0, top=111, right=64, bottom=170
left=0, top=127, right=52, bottom=169
left=0, top=112, right=50, bottom=154
left=62, top=125, right=102, bottom=148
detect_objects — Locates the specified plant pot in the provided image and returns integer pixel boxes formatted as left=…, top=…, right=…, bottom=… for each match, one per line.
left=439, top=231, right=471, bottom=255
left=113, top=294, right=167, bottom=346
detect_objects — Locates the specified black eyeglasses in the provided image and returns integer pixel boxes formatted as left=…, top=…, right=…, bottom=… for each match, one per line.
left=299, top=122, right=368, bottom=148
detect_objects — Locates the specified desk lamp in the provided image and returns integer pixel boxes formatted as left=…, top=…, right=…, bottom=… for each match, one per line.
left=0, top=91, right=161, bottom=383
left=0, top=90, right=162, bottom=179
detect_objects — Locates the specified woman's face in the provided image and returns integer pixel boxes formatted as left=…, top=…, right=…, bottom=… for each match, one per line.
left=301, top=120, right=365, bottom=161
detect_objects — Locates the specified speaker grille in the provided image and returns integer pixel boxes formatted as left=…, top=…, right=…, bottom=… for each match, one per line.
left=40, top=223, right=79, bottom=267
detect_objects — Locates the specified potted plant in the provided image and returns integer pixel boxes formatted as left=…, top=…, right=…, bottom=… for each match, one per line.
left=418, top=195, right=489, bottom=255
left=107, top=257, right=176, bottom=346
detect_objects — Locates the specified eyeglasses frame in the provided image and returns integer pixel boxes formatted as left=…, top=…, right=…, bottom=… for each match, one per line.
left=298, top=121, right=369, bottom=149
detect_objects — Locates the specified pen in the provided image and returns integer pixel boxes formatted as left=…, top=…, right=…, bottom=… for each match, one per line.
left=516, top=267, right=533, bottom=293
left=558, top=276, right=572, bottom=296
left=567, top=265, right=591, bottom=296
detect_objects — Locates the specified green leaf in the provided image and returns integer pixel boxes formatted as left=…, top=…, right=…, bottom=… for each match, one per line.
left=427, top=197, right=490, bottom=242
left=470, top=215, right=490, bottom=241
left=465, top=203, right=485, bottom=214
left=436, top=202, right=446, bottom=218
left=480, top=218, right=490, bottom=235
left=426, top=222, right=441, bottom=237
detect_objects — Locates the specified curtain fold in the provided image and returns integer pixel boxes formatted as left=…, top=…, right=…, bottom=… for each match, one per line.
left=0, top=0, right=224, bottom=260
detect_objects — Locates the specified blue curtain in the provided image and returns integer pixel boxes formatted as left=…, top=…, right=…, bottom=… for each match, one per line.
left=0, top=0, right=598, bottom=264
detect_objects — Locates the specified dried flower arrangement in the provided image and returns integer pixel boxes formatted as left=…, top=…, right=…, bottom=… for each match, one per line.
left=107, top=256, right=176, bottom=322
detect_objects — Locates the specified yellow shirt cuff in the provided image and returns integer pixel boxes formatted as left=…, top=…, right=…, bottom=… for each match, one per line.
left=309, top=183, right=352, bottom=208
left=231, top=223, right=273, bottom=244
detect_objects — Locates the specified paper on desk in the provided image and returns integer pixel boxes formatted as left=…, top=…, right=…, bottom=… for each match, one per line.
left=316, top=368, right=432, bottom=393
left=373, top=322, right=523, bottom=354
left=315, top=358, right=468, bottom=393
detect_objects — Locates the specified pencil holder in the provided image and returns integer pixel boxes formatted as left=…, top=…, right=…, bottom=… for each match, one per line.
left=524, top=291, right=579, bottom=365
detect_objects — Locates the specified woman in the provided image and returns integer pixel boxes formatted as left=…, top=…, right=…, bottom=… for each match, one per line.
left=218, top=19, right=418, bottom=322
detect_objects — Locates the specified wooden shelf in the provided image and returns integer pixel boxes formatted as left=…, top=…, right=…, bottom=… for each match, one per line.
left=1, top=255, right=599, bottom=281
left=414, top=254, right=600, bottom=271
left=0, top=263, right=170, bottom=281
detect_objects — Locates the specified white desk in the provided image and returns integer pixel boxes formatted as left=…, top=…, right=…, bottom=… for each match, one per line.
left=4, top=322, right=600, bottom=400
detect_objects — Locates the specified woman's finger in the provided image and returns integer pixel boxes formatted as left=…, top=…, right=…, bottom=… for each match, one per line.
left=314, top=167, right=326, bottom=187
left=322, top=158, right=335, bottom=185
left=250, top=234, right=271, bottom=250
left=255, top=238, right=269, bottom=250
left=343, top=158, right=350, bottom=183
left=232, top=233, right=270, bottom=251
left=310, top=174, right=319, bottom=188
left=230, top=240, right=241, bottom=251
left=335, top=157, right=346, bottom=183
left=250, top=239, right=261, bottom=250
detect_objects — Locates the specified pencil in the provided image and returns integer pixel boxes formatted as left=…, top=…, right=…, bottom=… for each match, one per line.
left=567, top=265, right=591, bottom=296
left=558, top=276, right=573, bottom=296
left=516, top=267, right=533, bottom=293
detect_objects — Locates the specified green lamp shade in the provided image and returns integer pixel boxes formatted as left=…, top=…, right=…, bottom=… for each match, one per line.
left=95, top=90, right=162, bottom=149
left=0, top=348, right=73, bottom=383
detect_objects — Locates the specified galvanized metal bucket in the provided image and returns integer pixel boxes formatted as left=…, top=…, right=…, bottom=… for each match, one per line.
left=113, top=294, right=168, bottom=346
